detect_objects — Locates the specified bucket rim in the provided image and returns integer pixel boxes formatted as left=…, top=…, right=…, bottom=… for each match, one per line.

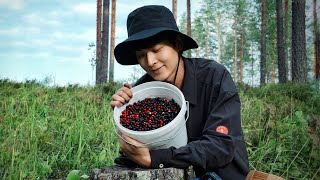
left=114, top=81, right=187, bottom=136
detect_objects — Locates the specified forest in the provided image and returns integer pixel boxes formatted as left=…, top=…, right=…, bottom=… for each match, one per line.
left=95, top=0, right=320, bottom=86
left=0, top=0, right=320, bottom=179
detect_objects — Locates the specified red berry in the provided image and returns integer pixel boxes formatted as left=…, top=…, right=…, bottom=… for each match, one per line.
left=119, top=97, right=180, bottom=131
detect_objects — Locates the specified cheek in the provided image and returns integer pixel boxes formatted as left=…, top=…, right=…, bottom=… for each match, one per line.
left=137, top=60, right=147, bottom=69
left=139, top=63, right=152, bottom=74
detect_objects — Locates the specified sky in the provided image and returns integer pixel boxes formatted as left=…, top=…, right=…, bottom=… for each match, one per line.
left=0, top=0, right=202, bottom=86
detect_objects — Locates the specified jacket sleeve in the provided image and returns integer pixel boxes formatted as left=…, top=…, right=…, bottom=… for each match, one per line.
left=149, top=69, right=244, bottom=171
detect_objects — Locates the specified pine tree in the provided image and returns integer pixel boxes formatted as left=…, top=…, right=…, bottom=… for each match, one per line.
left=292, top=0, right=307, bottom=83
left=277, top=0, right=287, bottom=83
left=96, top=0, right=102, bottom=84
left=261, top=0, right=267, bottom=86
left=109, top=0, right=116, bottom=82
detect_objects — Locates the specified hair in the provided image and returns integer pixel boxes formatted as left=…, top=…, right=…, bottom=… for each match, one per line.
left=128, top=31, right=184, bottom=53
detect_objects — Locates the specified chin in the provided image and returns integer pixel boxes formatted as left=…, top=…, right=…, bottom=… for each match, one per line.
left=149, top=72, right=171, bottom=82
left=153, top=76, right=167, bottom=82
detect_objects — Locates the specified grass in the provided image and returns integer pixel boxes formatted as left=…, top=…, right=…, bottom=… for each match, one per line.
left=239, top=82, right=320, bottom=179
left=0, top=80, right=122, bottom=179
left=0, top=79, right=319, bottom=179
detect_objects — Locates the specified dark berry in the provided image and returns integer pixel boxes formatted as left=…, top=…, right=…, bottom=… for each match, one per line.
left=119, top=97, right=181, bottom=131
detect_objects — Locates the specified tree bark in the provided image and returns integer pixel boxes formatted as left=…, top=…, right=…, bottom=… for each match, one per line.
left=271, top=31, right=277, bottom=83
left=172, top=0, right=177, bottom=20
left=187, top=0, right=191, bottom=58
left=272, top=52, right=276, bottom=83
left=277, top=0, right=287, bottom=83
left=251, top=43, right=255, bottom=86
left=314, top=0, right=318, bottom=80
left=316, top=32, right=320, bottom=80
left=292, top=0, right=306, bottom=83
left=260, top=0, right=267, bottom=86
left=100, top=0, right=110, bottom=84
left=205, top=19, right=209, bottom=59
left=96, top=0, right=102, bottom=84
left=218, top=14, right=221, bottom=64
left=91, top=166, right=196, bottom=180
left=284, top=0, right=290, bottom=80
left=234, top=18, right=238, bottom=82
left=240, top=32, right=245, bottom=83
left=109, top=0, right=116, bottom=82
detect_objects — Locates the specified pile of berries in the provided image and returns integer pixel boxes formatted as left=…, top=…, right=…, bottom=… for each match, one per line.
left=120, top=97, right=181, bottom=131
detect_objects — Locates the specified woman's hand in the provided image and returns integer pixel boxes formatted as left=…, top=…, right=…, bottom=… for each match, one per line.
left=118, top=131, right=151, bottom=168
left=110, top=83, right=133, bottom=109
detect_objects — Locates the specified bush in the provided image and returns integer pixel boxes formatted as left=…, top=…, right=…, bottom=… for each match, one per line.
left=0, top=80, right=319, bottom=179
left=239, top=83, right=320, bottom=179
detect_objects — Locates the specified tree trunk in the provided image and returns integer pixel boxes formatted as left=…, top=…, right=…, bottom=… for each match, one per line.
left=272, top=31, right=277, bottom=83
left=109, top=0, right=116, bottom=82
left=284, top=0, right=290, bottom=80
left=272, top=60, right=276, bottom=83
left=187, top=0, right=191, bottom=58
left=316, top=32, right=320, bottom=80
left=172, top=0, right=177, bottom=20
left=277, top=0, right=287, bottom=83
left=240, top=32, right=245, bottom=83
left=196, top=48, right=200, bottom=58
left=314, top=0, right=318, bottom=80
left=289, top=47, right=293, bottom=80
left=234, top=18, right=237, bottom=82
left=260, top=0, right=267, bottom=86
left=91, top=166, right=196, bottom=180
left=251, top=43, right=255, bottom=86
left=100, top=0, right=110, bottom=84
left=96, top=0, right=102, bottom=84
left=218, top=14, right=221, bottom=64
left=205, top=19, right=209, bottom=59
left=292, top=0, right=306, bottom=83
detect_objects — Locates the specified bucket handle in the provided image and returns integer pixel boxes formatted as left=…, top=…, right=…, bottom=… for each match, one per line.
left=114, top=101, right=190, bottom=148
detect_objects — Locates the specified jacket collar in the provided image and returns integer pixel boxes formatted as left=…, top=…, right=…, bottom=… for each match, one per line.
left=181, top=57, right=197, bottom=105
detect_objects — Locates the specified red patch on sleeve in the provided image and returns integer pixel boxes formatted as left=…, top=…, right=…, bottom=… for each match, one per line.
left=216, top=126, right=228, bottom=134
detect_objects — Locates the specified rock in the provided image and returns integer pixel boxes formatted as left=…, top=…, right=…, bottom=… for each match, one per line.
left=90, top=166, right=196, bottom=180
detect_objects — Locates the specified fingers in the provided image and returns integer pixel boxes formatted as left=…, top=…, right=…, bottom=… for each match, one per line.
left=110, top=94, right=126, bottom=107
left=118, top=132, right=141, bottom=150
left=120, top=133, right=137, bottom=147
left=124, top=82, right=132, bottom=89
left=117, top=131, right=151, bottom=168
left=122, top=134, right=141, bottom=146
left=119, top=83, right=133, bottom=99
left=118, top=135, right=135, bottom=157
left=110, top=83, right=133, bottom=109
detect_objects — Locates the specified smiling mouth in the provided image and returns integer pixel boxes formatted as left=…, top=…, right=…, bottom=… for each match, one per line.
left=153, top=66, right=163, bottom=72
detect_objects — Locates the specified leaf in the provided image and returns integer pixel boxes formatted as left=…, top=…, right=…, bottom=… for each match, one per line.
left=66, top=170, right=80, bottom=180
left=294, top=111, right=302, bottom=118
left=98, top=149, right=106, bottom=162
left=81, top=174, right=90, bottom=179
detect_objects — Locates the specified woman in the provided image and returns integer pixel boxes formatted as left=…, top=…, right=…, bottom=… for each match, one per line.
left=110, top=5, right=249, bottom=179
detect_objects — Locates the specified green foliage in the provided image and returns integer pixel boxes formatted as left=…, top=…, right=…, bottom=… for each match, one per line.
left=1, top=80, right=319, bottom=179
left=66, top=170, right=80, bottom=180
left=239, top=82, right=320, bottom=179
left=0, top=80, right=121, bottom=179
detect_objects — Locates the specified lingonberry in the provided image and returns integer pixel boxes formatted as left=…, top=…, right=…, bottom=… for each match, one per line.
left=120, top=97, right=180, bottom=131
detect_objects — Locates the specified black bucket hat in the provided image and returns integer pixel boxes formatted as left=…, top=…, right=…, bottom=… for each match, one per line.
left=114, top=5, right=198, bottom=65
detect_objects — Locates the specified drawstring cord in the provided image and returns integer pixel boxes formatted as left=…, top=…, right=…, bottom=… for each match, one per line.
left=172, top=55, right=181, bottom=86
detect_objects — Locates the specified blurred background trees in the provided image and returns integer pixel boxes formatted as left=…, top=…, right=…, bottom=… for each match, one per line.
left=95, top=0, right=319, bottom=86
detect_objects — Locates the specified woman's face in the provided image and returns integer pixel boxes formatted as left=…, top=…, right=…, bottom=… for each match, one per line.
left=136, top=41, right=179, bottom=83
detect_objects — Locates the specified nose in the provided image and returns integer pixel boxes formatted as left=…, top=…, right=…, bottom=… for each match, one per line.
left=146, top=51, right=157, bottom=66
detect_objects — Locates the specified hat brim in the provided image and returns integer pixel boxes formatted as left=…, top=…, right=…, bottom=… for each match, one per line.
left=114, top=27, right=198, bottom=65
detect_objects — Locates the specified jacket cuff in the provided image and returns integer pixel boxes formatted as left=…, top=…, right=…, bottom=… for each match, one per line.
left=149, top=148, right=173, bottom=169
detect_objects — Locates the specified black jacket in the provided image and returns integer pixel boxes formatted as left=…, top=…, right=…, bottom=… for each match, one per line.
left=135, top=57, right=249, bottom=179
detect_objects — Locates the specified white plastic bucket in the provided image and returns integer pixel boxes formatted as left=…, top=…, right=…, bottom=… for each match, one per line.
left=113, top=81, right=189, bottom=150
